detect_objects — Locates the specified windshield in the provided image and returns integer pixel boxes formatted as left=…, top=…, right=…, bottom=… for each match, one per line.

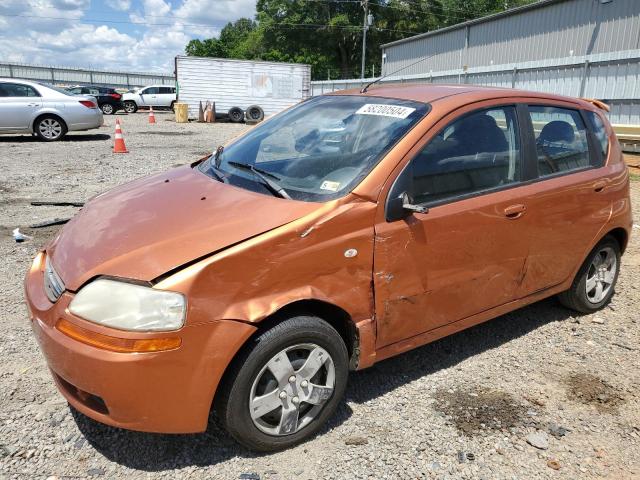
left=199, top=95, right=429, bottom=201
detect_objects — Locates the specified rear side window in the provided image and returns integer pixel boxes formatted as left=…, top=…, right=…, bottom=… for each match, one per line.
left=0, top=83, right=40, bottom=97
left=159, top=87, right=174, bottom=94
left=586, top=110, right=609, bottom=161
left=407, top=106, right=522, bottom=205
left=529, top=106, right=590, bottom=177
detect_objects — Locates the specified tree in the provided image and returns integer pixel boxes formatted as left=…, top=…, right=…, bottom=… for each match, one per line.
left=184, top=0, right=537, bottom=80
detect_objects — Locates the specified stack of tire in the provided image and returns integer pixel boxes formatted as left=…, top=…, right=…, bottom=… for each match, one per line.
left=228, top=105, right=264, bottom=124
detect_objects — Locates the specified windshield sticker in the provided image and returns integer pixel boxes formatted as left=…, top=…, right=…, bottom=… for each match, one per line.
left=320, top=180, right=340, bottom=192
left=355, top=103, right=416, bottom=119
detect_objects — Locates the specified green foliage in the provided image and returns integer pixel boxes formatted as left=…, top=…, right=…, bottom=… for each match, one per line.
left=184, top=0, right=537, bottom=80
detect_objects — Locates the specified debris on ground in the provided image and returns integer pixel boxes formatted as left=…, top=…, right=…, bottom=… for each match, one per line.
left=344, top=436, right=368, bottom=445
left=526, top=431, right=549, bottom=450
left=29, top=218, right=70, bottom=228
left=548, top=422, right=570, bottom=439
left=30, top=200, right=84, bottom=207
left=12, top=228, right=31, bottom=242
left=565, top=373, right=625, bottom=413
left=547, top=459, right=561, bottom=470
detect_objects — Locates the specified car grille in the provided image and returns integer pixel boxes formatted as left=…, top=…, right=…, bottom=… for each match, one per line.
left=44, top=255, right=65, bottom=302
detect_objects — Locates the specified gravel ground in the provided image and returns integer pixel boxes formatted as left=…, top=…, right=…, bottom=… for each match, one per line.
left=1, top=112, right=638, bottom=480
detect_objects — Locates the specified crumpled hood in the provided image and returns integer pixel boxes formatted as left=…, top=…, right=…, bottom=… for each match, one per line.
left=48, top=165, right=320, bottom=291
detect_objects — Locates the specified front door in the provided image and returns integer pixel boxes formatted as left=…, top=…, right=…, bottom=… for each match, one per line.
left=140, top=87, right=160, bottom=106
left=374, top=104, right=531, bottom=348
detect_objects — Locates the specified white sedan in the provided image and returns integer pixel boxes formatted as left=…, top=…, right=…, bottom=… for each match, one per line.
left=0, top=78, right=103, bottom=141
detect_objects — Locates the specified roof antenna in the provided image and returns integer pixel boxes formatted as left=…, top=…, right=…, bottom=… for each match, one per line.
left=361, top=52, right=439, bottom=93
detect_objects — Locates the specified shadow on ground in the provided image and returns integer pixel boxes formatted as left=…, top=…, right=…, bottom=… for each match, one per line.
left=0, top=134, right=111, bottom=142
left=73, top=298, right=575, bottom=471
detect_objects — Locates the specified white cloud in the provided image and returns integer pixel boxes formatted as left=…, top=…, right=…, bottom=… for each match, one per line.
left=0, top=0, right=257, bottom=73
left=105, top=0, right=132, bottom=11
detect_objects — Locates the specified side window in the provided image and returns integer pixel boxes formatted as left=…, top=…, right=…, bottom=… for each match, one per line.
left=159, top=87, right=173, bottom=94
left=529, top=105, right=590, bottom=176
left=143, top=87, right=159, bottom=95
left=585, top=110, right=609, bottom=162
left=68, top=87, right=82, bottom=94
left=0, top=83, right=40, bottom=97
left=88, top=88, right=100, bottom=96
left=408, top=106, right=522, bottom=205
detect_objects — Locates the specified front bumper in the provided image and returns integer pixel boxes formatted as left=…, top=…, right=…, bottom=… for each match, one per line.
left=24, top=257, right=256, bottom=433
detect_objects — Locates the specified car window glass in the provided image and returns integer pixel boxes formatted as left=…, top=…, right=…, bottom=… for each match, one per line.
left=159, top=87, right=173, bottom=94
left=585, top=110, right=609, bottom=162
left=143, top=87, right=159, bottom=95
left=68, top=87, right=82, bottom=94
left=529, top=105, right=590, bottom=176
left=88, top=88, right=100, bottom=96
left=0, top=83, right=40, bottom=97
left=407, top=106, right=521, bottom=205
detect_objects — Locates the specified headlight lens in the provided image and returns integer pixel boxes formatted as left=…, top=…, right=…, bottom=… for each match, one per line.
left=68, top=279, right=186, bottom=331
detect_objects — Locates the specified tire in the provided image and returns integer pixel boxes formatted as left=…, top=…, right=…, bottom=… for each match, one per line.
left=34, top=115, right=67, bottom=142
left=216, top=315, right=349, bottom=452
left=558, top=235, right=621, bottom=313
left=245, top=105, right=264, bottom=122
left=123, top=101, right=137, bottom=114
left=228, top=107, right=244, bottom=123
left=170, top=101, right=176, bottom=112
left=101, top=103, right=115, bottom=115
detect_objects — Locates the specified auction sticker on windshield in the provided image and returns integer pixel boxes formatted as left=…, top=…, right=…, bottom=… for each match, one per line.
left=355, top=103, right=416, bottom=119
left=320, top=180, right=340, bottom=192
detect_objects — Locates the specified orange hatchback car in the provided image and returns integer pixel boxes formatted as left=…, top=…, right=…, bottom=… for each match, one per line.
left=25, top=84, right=632, bottom=451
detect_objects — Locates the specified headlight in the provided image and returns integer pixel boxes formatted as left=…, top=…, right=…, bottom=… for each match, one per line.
left=68, top=279, right=186, bottom=331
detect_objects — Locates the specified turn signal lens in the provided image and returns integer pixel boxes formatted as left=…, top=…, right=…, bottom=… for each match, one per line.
left=56, top=319, right=181, bottom=353
left=79, top=100, right=96, bottom=109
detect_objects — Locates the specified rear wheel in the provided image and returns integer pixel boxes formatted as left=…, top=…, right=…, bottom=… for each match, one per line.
left=558, top=236, right=620, bottom=313
left=170, top=101, right=176, bottom=112
left=123, top=101, right=137, bottom=114
left=101, top=103, right=114, bottom=115
left=216, top=316, right=348, bottom=452
left=34, top=115, right=67, bottom=141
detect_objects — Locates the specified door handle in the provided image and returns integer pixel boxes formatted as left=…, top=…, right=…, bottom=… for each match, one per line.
left=27, top=103, right=39, bottom=107
left=504, top=204, right=526, bottom=219
left=593, top=181, right=607, bottom=193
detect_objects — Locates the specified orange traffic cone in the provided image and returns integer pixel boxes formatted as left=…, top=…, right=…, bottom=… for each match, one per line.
left=148, top=106, right=156, bottom=124
left=113, top=119, right=128, bottom=153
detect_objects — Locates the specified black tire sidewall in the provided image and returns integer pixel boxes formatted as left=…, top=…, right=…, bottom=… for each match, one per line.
left=124, top=101, right=137, bottom=113
left=228, top=107, right=244, bottom=123
left=35, top=116, right=67, bottom=142
left=221, top=316, right=348, bottom=452
left=572, top=237, right=621, bottom=312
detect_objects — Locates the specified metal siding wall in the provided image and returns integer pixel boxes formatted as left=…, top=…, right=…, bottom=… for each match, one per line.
left=176, top=56, right=311, bottom=118
left=0, top=62, right=173, bottom=88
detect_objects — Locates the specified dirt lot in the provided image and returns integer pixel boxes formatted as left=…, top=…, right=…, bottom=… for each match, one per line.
left=1, top=112, right=638, bottom=479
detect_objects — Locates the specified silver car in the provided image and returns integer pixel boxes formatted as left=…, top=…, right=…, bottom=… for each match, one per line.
left=0, top=78, right=103, bottom=141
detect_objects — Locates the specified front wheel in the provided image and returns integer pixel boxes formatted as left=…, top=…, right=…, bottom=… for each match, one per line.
left=558, top=235, right=621, bottom=313
left=216, top=316, right=349, bottom=452
left=123, top=101, right=137, bottom=114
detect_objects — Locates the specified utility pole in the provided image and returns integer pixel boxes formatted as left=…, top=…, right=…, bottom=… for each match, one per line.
left=360, top=0, right=369, bottom=79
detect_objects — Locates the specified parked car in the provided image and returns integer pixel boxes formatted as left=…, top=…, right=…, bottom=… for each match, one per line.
left=66, top=85, right=124, bottom=115
left=25, top=85, right=632, bottom=451
left=122, top=85, right=176, bottom=113
left=0, top=78, right=102, bottom=141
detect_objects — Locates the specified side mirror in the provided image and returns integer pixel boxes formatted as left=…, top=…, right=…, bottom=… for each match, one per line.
left=385, top=164, right=428, bottom=221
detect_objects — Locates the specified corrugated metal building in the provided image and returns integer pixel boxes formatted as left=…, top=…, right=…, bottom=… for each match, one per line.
left=0, top=62, right=173, bottom=89
left=312, top=0, right=640, bottom=125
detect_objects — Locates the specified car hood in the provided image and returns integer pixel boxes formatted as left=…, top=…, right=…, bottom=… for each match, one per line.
left=48, top=165, right=321, bottom=291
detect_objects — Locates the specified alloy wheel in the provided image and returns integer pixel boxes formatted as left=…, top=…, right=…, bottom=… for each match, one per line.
left=249, top=343, right=335, bottom=436
left=102, top=104, right=114, bottom=115
left=585, top=246, right=617, bottom=303
left=39, top=118, right=62, bottom=140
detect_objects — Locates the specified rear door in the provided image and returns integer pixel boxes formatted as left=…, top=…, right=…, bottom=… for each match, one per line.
left=0, top=82, right=42, bottom=130
left=158, top=86, right=175, bottom=107
left=516, top=103, right=613, bottom=296
left=374, top=103, right=532, bottom=347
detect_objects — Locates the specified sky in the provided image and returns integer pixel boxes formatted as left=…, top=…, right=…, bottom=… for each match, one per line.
left=0, top=0, right=257, bottom=73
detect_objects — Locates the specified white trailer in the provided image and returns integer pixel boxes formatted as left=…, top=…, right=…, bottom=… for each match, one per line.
left=175, top=56, right=311, bottom=122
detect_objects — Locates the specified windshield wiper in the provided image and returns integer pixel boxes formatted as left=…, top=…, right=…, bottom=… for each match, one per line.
left=227, top=161, right=291, bottom=199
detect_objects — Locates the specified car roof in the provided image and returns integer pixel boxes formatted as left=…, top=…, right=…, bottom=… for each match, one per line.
left=330, top=83, right=593, bottom=109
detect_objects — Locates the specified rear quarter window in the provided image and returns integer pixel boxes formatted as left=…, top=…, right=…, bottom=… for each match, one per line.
left=585, top=111, right=610, bottom=163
